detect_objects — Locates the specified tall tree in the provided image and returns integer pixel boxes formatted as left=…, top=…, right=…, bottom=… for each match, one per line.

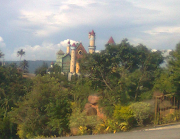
left=131, top=44, right=164, bottom=100
left=10, top=75, right=71, bottom=138
left=79, top=39, right=164, bottom=104
left=0, top=64, right=32, bottom=139
left=0, top=50, right=4, bottom=58
left=166, top=43, right=180, bottom=96
left=79, top=39, right=139, bottom=91
left=17, top=49, right=25, bottom=61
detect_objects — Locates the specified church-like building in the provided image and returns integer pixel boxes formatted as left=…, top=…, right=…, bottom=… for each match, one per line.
left=55, top=30, right=115, bottom=76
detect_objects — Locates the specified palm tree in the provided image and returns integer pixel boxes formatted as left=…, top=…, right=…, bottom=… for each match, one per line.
left=17, top=49, right=25, bottom=61
left=0, top=50, right=4, bottom=58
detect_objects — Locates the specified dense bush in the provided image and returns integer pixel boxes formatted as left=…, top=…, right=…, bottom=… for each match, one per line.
left=0, top=64, right=32, bottom=139
left=10, top=75, right=72, bottom=138
left=69, top=106, right=98, bottom=135
left=161, top=110, right=180, bottom=124
left=130, top=102, right=153, bottom=126
left=113, top=105, right=135, bottom=127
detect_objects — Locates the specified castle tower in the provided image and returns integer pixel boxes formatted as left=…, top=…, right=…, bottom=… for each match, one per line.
left=70, top=43, right=76, bottom=73
left=67, top=40, right=70, bottom=54
left=88, top=30, right=96, bottom=54
left=56, top=49, right=64, bottom=67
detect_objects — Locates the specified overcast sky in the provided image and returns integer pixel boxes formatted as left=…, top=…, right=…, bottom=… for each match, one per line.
left=0, top=0, right=180, bottom=61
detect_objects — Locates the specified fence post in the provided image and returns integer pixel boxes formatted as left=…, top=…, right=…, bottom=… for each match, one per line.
left=154, top=97, right=157, bottom=125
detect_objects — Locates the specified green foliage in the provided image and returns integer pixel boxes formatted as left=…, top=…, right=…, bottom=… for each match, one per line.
left=79, top=39, right=164, bottom=104
left=93, top=119, right=129, bottom=134
left=167, top=43, right=180, bottom=96
left=0, top=110, right=17, bottom=139
left=19, top=59, right=29, bottom=73
left=153, top=70, right=176, bottom=93
left=139, top=91, right=153, bottom=100
left=69, top=106, right=98, bottom=135
left=10, top=75, right=72, bottom=138
left=0, top=64, right=32, bottom=138
left=71, top=78, right=96, bottom=110
left=69, top=108, right=87, bottom=129
left=130, top=102, right=153, bottom=126
left=113, top=105, right=135, bottom=127
left=0, top=65, right=32, bottom=108
left=161, top=110, right=180, bottom=124
left=1, top=39, right=180, bottom=138
left=34, top=62, right=48, bottom=75
left=46, top=98, right=71, bottom=135
left=52, top=64, right=61, bottom=74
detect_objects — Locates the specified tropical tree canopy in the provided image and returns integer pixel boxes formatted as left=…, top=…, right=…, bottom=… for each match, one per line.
left=17, top=49, right=25, bottom=60
left=0, top=50, right=4, bottom=58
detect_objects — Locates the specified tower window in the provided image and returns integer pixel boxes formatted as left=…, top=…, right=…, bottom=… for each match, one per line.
left=78, top=50, right=82, bottom=55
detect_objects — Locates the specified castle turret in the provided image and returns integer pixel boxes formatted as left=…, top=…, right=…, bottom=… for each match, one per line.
left=88, top=30, right=96, bottom=54
left=67, top=40, right=70, bottom=54
left=56, top=49, right=64, bottom=68
left=70, top=43, right=76, bottom=73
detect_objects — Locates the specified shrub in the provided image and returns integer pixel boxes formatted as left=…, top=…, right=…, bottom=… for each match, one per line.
left=69, top=107, right=98, bottom=135
left=93, top=119, right=130, bottom=134
left=10, top=75, right=72, bottom=138
left=130, top=102, right=153, bottom=126
left=113, top=105, right=135, bottom=127
left=161, top=110, right=180, bottom=124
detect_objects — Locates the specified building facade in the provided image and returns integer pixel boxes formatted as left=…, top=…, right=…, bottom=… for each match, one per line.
left=55, top=30, right=115, bottom=76
left=56, top=30, right=96, bottom=74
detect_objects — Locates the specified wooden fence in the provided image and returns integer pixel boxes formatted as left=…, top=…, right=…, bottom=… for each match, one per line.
left=154, top=94, right=180, bottom=125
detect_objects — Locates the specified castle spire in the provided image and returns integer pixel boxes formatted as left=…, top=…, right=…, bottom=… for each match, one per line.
left=88, top=30, right=96, bottom=54
left=107, top=36, right=115, bottom=45
left=70, top=43, right=76, bottom=73
left=67, top=40, right=70, bottom=54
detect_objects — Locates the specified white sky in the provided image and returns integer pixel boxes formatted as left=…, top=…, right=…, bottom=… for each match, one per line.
left=0, top=0, right=180, bottom=60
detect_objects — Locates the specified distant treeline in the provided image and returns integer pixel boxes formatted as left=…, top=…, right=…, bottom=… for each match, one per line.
left=5, top=60, right=55, bottom=73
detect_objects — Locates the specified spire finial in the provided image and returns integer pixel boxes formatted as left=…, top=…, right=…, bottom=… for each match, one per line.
left=68, top=40, right=70, bottom=44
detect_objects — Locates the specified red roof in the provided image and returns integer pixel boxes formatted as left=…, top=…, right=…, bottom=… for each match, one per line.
left=107, top=36, right=115, bottom=44
left=72, top=43, right=76, bottom=47
left=75, top=43, right=87, bottom=60
left=51, top=62, right=54, bottom=65
left=89, top=30, right=95, bottom=36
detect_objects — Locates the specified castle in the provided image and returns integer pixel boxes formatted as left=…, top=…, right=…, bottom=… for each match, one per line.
left=55, top=30, right=115, bottom=76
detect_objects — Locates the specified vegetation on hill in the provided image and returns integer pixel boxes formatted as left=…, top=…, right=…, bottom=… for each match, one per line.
left=5, top=61, right=55, bottom=73
left=0, top=39, right=180, bottom=138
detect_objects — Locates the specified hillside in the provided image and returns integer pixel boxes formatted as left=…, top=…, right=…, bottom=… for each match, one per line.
left=5, top=60, right=55, bottom=73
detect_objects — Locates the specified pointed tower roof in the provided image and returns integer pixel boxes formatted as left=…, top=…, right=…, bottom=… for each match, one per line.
left=71, top=43, right=76, bottom=47
left=107, top=36, right=115, bottom=44
left=68, top=40, right=70, bottom=44
left=89, top=30, right=95, bottom=36
left=57, top=49, right=64, bottom=55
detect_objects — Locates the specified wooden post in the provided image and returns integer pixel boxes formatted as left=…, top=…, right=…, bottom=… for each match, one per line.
left=155, top=97, right=157, bottom=125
